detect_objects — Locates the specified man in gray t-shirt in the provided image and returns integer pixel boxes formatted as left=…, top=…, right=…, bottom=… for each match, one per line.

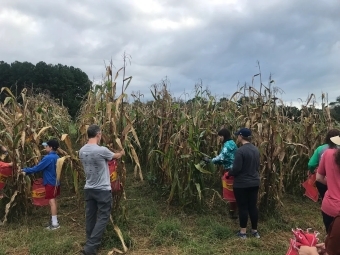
left=80, top=144, right=114, bottom=190
left=79, top=125, right=125, bottom=255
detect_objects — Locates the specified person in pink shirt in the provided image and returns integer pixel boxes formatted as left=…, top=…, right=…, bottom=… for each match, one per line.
left=316, top=135, right=340, bottom=233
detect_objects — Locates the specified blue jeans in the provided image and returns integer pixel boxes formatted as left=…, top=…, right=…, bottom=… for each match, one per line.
left=84, top=189, right=112, bottom=255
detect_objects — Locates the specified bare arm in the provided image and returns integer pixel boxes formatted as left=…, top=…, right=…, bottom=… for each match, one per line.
left=316, top=173, right=327, bottom=185
left=316, top=152, right=327, bottom=185
left=113, top=150, right=125, bottom=159
left=298, top=246, right=319, bottom=255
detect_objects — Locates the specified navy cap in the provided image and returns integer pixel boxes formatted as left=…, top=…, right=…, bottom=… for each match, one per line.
left=234, top=128, right=252, bottom=138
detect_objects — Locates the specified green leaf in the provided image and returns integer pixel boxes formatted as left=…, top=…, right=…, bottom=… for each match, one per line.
left=36, top=107, right=43, bottom=114
left=194, top=163, right=211, bottom=174
left=195, top=183, right=202, bottom=201
left=3, top=97, right=13, bottom=106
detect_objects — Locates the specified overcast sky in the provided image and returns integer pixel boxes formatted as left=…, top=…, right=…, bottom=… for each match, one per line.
left=1, top=0, right=339, bottom=106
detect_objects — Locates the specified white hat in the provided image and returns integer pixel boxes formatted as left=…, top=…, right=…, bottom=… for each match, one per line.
left=330, top=135, right=340, bottom=146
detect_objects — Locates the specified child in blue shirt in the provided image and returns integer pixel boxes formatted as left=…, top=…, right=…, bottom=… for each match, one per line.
left=20, top=139, right=60, bottom=230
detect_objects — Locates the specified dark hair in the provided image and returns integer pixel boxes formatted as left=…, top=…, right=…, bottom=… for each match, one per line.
left=87, top=125, right=101, bottom=139
left=325, top=129, right=340, bottom=148
left=336, top=149, right=340, bottom=167
left=218, top=129, right=232, bottom=143
left=47, top=139, right=59, bottom=151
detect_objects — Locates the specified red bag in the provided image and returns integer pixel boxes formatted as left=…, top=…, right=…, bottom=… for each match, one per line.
left=302, top=173, right=318, bottom=202
left=286, top=228, right=319, bottom=255
left=222, top=172, right=236, bottom=202
left=108, top=159, right=121, bottom=192
left=0, top=162, right=12, bottom=191
left=32, top=178, right=49, bottom=206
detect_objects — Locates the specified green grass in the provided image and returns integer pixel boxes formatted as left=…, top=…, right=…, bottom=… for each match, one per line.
left=0, top=172, right=326, bottom=255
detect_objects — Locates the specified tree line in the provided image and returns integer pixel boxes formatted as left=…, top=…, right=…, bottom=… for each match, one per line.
left=1, top=60, right=339, bottom=122
left=0, top=61, right=92, bottom=118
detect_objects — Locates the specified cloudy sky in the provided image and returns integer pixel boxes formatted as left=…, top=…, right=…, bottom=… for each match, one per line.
left=1, top=0, right=340, bottom=105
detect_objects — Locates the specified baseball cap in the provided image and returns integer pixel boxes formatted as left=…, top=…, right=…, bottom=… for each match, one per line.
left=42, top=139, right=59, bottom=150
left=234, top=128, right=252, bottom=138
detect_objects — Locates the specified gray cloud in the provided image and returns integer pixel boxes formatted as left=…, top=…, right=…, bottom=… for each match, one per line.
left=1, top=0, right=340, bottom=105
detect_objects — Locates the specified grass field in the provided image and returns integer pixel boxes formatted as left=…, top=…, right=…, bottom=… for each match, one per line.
left=0, top=172, right=325, bottom=255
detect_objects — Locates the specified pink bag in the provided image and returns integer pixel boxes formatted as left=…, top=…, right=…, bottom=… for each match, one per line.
left=32, top=178, right=49, bottom=206
left=108, top=159, right=121, bottom=193
left=221, top=172, right=236, bottom=202
left=0, top=161, right=12, bottom=191
left=286, top=228, right=319, bottom=255
left=302, top=173, right=318, bottom=202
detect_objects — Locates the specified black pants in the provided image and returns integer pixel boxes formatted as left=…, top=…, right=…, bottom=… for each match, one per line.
left=84, top=189, right=112, bottom=255
left=315, top=181, right=327, bottom=200
left=322, top=211, right=334, bottom=234
left=233, top=186, right=259, bottom=229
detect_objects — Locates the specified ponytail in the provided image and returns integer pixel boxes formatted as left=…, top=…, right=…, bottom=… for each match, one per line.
left=335, top=149, right=340, bottom=167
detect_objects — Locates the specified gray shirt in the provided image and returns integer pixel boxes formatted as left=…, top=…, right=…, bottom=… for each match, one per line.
left=79, top=144, right=114, bottom=190
left=228, top=143, right=260, bottom=188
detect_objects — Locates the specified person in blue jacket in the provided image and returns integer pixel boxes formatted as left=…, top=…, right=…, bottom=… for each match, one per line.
left=20, top=139, right=60, bottom=230
left=204, top=128, right=238, bottom=219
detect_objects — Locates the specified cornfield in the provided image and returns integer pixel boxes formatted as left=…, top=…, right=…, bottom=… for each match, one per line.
left=130, top=75, right=337, bottom=214
left=0, top=62, right=339, bottom=226
left=0, top=87, right=76, bottom=223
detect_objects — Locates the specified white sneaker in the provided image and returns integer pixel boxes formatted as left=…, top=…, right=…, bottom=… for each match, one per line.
left=46, top=223, right=60, bottom=230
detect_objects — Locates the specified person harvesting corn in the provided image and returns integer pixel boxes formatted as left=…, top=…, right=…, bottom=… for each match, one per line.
left=316, top=135, right=340, bottom=234
left=308, top=129, right=340, bottom=200
left=79, top=124, right=125, bottom=255
left=203, top=128, right=238, bottom=219
left=19, top=139, right=61, bottom=230
left=228, top=128, right=261, bottom=239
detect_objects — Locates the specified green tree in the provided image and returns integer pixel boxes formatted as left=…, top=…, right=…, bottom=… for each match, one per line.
left=0, top=61, right=92, bottom=118
left=330, top=96, right=340, bottom=122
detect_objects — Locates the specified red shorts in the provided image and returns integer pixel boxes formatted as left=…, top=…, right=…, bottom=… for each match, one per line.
left=45, top=185, right=60, bottom=199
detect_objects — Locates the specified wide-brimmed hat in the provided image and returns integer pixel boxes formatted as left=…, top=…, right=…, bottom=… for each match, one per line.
left=330, top=135, right=340, bottom=146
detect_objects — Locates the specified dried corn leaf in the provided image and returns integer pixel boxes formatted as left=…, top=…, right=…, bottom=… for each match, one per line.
left=56, top=156, right=70, bottom=182
left=21, top=130, right=25, bottom=148
left=110, top=215, right=128, bottom=253
left=0, top=87, right=15, bottom=98
left=36, top=126, right=52, bottom=142
left=61, top=134, right=74, bottom=156
left=0, top=191, right=18, bottom=225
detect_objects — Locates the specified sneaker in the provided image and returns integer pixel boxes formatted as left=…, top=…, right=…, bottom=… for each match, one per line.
left=46, top=223, right=60, bottom=230
left=252, top=231, right=260, bottom=238
left=236, top=231, right=247, bottom=239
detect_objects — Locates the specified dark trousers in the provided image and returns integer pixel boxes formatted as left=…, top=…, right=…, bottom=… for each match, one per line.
left=315, top=181, right=327, bottom=200
left=233, top=186, right=259, bottom=229
left=322, top=211, right=334, bottom=234
left=84, top=189, right=112, bottom=255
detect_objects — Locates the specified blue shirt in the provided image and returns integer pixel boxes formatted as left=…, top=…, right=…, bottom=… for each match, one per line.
left=23, top=151, right=60, bottom=186
left=211, top=140, right=238, bottom=170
